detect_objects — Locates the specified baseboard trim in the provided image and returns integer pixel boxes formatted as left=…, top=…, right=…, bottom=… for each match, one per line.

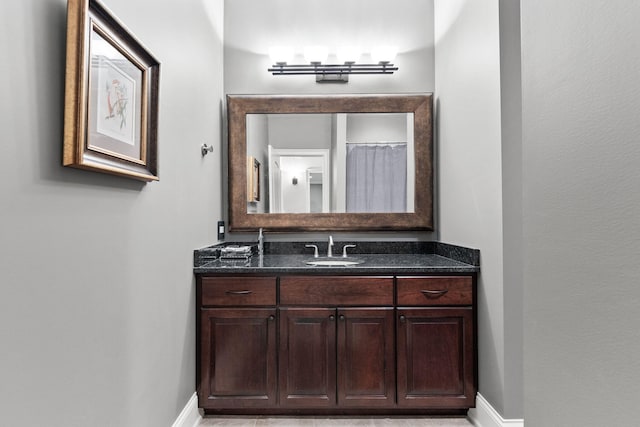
left=468, top=393, right=524, bottom=427
left=173, top=391, right=519, bottom=427
left=172, top=392, right=201, bottom=427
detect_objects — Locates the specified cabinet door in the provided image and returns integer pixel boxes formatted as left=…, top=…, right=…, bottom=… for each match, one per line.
left=337, top=308, right=395, bottom=407
left=279, top=307, right=336, bottom=407
left=199, top=308, right=277, bottom=408
left=397, top=308, right=475, bottom=408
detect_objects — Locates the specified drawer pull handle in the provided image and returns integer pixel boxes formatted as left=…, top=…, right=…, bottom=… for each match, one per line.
left=420, top=289, right=449, bottom=298
left=225, top=290, right=253, bottom=295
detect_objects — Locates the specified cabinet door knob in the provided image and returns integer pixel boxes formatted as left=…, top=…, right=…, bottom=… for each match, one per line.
left=399, top=315, right=406, bottom=322
left=339, top=314, right=345, bottom=321
left=329, top=315, right=335, bottom=321
left=268, top=315, right=275, bottom=321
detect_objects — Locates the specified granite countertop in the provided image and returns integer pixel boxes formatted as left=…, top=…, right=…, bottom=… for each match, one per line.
left=194, top=241, right=480, bottom=275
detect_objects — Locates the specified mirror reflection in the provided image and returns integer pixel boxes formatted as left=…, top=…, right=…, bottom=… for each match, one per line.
left=246, top=113, right=415, bottom=215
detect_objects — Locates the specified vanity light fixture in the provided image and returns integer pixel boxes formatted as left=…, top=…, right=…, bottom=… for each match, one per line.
left=268, top=45, right=398, bottom=83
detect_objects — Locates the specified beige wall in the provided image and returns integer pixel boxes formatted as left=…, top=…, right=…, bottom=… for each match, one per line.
left=434, top=0, right=508, bottom=417
left=0, top=1, right=224, bottom=426
left=522, top=0, right=640, bottom=425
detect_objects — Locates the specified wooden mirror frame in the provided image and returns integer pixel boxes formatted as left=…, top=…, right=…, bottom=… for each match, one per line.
left=227, top=93, right=433, bottom=232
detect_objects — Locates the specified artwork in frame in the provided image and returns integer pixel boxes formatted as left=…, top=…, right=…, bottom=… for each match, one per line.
left=247, top=156, right=260, bottom=202
left=63, top=0, right=160, bottom=182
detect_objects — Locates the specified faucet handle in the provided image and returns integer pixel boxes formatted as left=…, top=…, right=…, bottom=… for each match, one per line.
left=305, top=244, right=319, bottom=258
left=342, top=244, right=357, bottom=257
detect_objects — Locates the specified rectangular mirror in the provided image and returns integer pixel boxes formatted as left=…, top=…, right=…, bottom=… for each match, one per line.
left=248, top=112, right=414, bottom=214
left=228, top=94, right=433, bottom=232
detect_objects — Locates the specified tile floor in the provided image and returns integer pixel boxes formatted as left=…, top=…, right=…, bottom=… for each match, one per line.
left=198, top=416, right=473, bottom=426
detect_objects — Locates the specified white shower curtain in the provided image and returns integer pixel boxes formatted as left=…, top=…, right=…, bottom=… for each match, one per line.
left=346, top=144, right=407, bottom=213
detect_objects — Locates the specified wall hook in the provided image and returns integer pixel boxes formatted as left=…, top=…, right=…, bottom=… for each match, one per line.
left=201, top=144, right=214, bottom=156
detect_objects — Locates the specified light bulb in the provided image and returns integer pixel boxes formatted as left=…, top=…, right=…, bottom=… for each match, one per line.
left=371, top=46, right=398, bottom=64
left=303, top=46, right=328, bottom=64
left=336, top=46, right=361, bottom=64
left=269, top=46, right=294, bottom=65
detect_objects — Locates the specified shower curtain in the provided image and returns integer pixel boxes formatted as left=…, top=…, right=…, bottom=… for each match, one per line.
left=346, top=143, right=407, bottom=213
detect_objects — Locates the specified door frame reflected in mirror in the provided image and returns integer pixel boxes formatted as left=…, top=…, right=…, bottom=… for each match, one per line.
left=267, top=147, right=330, bottom=214
left=227, top=93, right=433, bottom=232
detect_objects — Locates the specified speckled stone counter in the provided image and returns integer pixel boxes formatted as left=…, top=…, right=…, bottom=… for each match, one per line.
left=194, top=241, right=479, bottom=275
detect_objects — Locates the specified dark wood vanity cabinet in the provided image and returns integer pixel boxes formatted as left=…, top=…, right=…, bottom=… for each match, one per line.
left=337, top=307, right=396, bottom=407
left=197, top=277, right=277, bottom=409
left=196, top=274, right=476, bottom=414
left=199, top=308, right=277, bottom=408
left=396, top=307, right=474, bottom=408
left=278, top=276, right=395, bottom=408
left=396, top=276, right=476, bottom=408
left=278, top=307, right=337, bottom=407
left=279, top=307, right=395, bottom=408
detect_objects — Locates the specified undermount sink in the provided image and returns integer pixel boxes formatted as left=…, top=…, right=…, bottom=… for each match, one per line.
left=306, top=258, right=364, bottom=267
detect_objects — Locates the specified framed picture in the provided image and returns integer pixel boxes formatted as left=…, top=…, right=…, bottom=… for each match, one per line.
left=247, top=156, right=260, bottom=202
left=63, top=0, right=160, bottom=182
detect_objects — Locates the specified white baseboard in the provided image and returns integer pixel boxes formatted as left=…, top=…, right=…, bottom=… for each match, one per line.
left=172, top=392, right=202, bottom=427
left=468, top=393, right=524, bottom=427
left=172, top=391, right=519, bottom=427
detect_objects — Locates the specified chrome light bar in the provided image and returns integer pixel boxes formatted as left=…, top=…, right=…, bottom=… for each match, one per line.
left=267, top=62, right=398, bottom=83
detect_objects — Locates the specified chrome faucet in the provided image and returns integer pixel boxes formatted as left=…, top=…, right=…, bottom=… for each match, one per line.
left=327, top=235, right=334, bottom=257
left=257, top=228, right=264, bottom=256
left=342, top=244, right=356, bottom=257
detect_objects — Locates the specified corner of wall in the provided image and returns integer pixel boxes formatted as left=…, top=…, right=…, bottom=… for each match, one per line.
left=468, top=394, right=524, bottom=427
left=171, top=393, right=202, bottom=427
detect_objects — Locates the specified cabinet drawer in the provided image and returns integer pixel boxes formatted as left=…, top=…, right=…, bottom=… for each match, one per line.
left=201, top=277, right=276, bottom=306
left=397, top=276, right=473, bottom=306
left=280, top=276, right=393, bottom=306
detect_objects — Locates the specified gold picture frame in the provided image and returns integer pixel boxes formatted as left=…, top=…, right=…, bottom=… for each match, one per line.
left=63, top=0, right=160, bottom=182
left=247, top=156, right=260, bottom=202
